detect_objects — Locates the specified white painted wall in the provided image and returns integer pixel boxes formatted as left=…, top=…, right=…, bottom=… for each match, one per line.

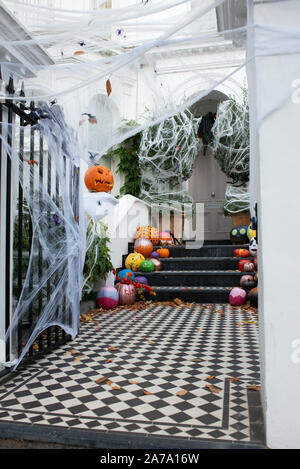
left=253, top=0, right=300, bottom=450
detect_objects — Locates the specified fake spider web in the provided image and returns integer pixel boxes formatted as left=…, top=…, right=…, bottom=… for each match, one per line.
left=138, top=109, right=200, bottom=214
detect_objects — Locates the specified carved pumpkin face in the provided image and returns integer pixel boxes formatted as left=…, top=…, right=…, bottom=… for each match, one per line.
left=84, top=165, right=114, bottom=192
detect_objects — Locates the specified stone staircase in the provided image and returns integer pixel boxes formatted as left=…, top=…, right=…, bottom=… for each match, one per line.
left=121, top=240, right=252, bottom=303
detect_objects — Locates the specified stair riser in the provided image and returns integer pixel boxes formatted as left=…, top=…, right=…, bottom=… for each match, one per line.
left=148, top=258, right=252, bottom=271
left=153, top=289, right=230, bottom=303
left=134, top=272, right=243, bottom=286
left=127, top=244, right=247, bottom=258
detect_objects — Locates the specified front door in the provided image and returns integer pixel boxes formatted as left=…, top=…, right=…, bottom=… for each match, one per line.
left=188, top=146, right=232, bottom=241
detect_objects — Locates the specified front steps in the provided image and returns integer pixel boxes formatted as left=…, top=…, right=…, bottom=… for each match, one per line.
left=121, top=241, right=251, bottom=303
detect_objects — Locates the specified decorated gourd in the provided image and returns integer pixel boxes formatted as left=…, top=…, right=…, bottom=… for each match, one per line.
left=84, top=165, right=114, bottom=192
left=244, top=262, right=255, bottom=272
left=156, top=248, right=170, bottom=258
left=229, top=287, right=247, bottom=306
left=116, top=269, right=135, bottom=282
left=115, top=283, right=136, bottom=305
left=134, top=238, right=153, bottom=258
left=240, top=274, right=256, bottom=291
left=230, top=225, right=248, bottom=244
left=234, top=249, right=250, bottom=258
left=247, top=224, right=256, bottom=241
left=125, top=252, right=145, bottom=271
left=135, top=225, right=160, bottom=245
left=134, top=275, right=148, bottom=285
left=150, top=258, right=162, bottom=271
left=248, top=287, right=258, bottom=307
left=140, top=260, right=155, bottom=272
left=96, top=286, right=119, bottom=309
left=238, top=259, right=250, bottom=272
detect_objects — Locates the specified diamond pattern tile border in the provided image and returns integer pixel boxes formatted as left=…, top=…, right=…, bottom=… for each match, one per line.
left=0, top=304, right=264, bottom=446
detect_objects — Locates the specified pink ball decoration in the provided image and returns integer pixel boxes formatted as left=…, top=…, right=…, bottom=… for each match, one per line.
left=97, top=286, right=119, bottom=309
left=229, top=287, right=247, bottom=306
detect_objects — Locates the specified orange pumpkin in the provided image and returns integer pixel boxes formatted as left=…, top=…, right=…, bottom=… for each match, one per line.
left=156, top=248, right=170, bottom=258
left=84, top=165, right=114, bottom=192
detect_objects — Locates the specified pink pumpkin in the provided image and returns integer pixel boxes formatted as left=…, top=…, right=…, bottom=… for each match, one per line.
left=229, top=287, right=247, bottom=306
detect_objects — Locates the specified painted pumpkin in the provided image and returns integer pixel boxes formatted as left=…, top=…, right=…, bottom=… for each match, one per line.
left=116, top=269, right=135, bottom=282
left=248, top=287, right=258, bottom=307
left=230, top=225, right=248, bottom=244
left=240, top=274, right=256, bottom=291
left=244, top=262, right=255, bottom=272
left=84, top=165, right=114, bottom=192
left=134, top=238, right=153, bottom=258
left=115, top=283, right=136, bottom=305
left=238, top=259, right=250, bottom=272
left=247, top=224, right=256, bottom=241
left=140, top=260, right=155, bottom=272
left=135, top=226, right=160, bottom=245
left=156, top=248, right=170, bottom=258
left=229, top=287, right=247, bottom=306
left=150, top=258, right=163, bottom=271
left=125, top=252, right=145, bottom=271
left=234, top=249, right=250, bottom=258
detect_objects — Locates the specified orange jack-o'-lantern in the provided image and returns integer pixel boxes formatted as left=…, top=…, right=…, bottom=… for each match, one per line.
left=84, top=165, right=114, bottom=192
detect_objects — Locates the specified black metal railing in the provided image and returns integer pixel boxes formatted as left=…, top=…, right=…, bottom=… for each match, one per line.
left=0, top=76, right=80, bottom=376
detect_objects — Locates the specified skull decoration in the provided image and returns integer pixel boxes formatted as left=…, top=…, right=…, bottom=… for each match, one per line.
left=249, top=237, right=257, bottom=256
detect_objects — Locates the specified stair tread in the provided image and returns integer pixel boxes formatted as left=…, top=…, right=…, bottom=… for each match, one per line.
left=134, top=270, right=243, bottom=274
left=157, top=256, right=252, bottom=260
left=152, top=286, right=233, bottom=290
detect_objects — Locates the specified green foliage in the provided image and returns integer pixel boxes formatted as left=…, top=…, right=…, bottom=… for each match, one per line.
left=82, top=222, right=114, bottom=300
left=105, top=120, right=142, bottom=198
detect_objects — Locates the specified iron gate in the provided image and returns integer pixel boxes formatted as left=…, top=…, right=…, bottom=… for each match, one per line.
left=0, top=76, right=80, bottom=378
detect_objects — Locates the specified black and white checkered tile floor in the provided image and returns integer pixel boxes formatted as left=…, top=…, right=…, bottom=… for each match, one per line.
left=0, top=304, right=265, bottom=448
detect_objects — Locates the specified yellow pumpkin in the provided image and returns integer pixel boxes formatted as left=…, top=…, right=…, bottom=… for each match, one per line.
left=125, top=252, right=145, bottom=271
left=84, top=165, right=114, bottom=192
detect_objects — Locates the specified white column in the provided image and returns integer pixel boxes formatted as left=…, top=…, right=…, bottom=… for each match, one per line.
left=252, top=0, right=300, bottom=449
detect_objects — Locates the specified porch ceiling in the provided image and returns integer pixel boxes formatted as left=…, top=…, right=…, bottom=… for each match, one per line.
left=0, top=3, right=54, bottom=79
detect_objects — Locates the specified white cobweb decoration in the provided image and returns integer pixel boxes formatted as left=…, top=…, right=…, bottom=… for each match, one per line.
left=211, top=90, right=250, bottom=213
left=138, top=109, right=200, bottom=214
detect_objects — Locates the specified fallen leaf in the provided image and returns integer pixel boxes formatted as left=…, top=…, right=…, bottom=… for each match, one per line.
left=174, top=298, right=183, bottom=306
left=106, top=380, right=112, bottom=386
left=96, top=377, right=108, bottom=384
left=229, top=377, right=241, bottom=382
left=70, top=349, right=78, bottom=355
left=105, top=358, right=113, bottom=363
left=142, top=389, right=152, bottom=395
left=128, top=380, right=139, bottom=385
left=176, top=389, right=188, bottom=396
left=248, top=386, right=261, bottom=391
left=74, top=355, right=84, bottom=362
left=107, top=346, right=120, bottom=352
left=191, top=358, right=202, bottom=362
left=206, top=375, right=215, bottom=381
left=205, top=384, right=221, bottom=394
left=106, top=79, right=112, bottom=96
left=111, top=386, right=121, bottom=390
